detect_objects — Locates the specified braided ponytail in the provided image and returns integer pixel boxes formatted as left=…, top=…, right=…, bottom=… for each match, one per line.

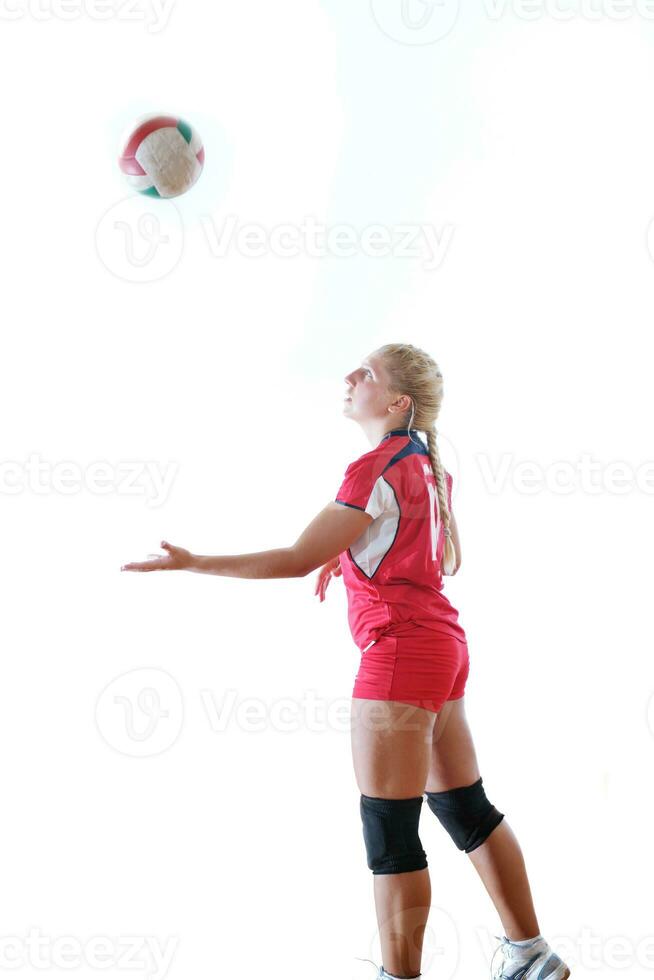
left=426, top=427, right=457, bottom=576
left=375, top=343, right=457, bottom=576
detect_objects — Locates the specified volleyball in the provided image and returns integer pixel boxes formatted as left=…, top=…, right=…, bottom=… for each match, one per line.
left=118, top=114, right=205, bottom=199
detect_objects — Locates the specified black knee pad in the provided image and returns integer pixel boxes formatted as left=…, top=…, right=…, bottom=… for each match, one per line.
left=359, top=794, right=428, bottom=875
left=425, top=776, right=504, bottom=853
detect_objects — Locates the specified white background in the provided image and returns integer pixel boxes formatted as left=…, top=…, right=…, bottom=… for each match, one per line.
left=1, top=1, right=653, bottom=978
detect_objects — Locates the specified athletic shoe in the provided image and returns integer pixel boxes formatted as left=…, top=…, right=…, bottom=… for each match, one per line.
left=490, top=934, right=571, bottom=980
left=353, top=956, right=421, bottom=979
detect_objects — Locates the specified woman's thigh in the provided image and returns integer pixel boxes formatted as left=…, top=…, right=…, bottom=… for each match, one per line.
left=424, top=696, right=481, bottom=792
left=350, top=697, right=438, bottom=798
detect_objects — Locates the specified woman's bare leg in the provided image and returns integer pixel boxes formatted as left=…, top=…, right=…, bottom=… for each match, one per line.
left=467, top=820, right=540, bottom=940
left=351, top=697, right=439, bottom=979
left=425, top=697, right=540, bottom=941
left=373, top=870, right=432, bottom=979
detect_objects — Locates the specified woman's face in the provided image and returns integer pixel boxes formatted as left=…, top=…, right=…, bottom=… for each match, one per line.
left=343, top=352, right=394, bottom=423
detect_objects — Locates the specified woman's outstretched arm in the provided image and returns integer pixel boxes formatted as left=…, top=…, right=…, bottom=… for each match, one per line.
left=121, top=501, right=372, bottom=579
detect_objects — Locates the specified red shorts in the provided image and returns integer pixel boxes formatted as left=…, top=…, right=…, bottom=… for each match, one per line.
left=352, top=624, right=470, bottom=713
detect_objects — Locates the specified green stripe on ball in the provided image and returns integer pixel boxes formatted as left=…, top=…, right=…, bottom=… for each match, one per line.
left=177, top=120, right=193, bottom=144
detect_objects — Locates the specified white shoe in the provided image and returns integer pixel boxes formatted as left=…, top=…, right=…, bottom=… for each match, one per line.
left=354, top=956, right=422, bottom=979
left=490, top=934, right=571, bottom=980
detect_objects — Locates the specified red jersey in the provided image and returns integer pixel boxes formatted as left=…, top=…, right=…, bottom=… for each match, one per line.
left=334, top=427, right=467, bottom=652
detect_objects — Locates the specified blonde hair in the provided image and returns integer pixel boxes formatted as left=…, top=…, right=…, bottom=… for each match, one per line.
left=374, top=343, right=457, bottom=576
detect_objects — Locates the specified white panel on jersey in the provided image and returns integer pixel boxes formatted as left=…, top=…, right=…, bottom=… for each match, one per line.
left=364, top=472, right=391, bottom=520
left=350, top=476, right=399, bottom=578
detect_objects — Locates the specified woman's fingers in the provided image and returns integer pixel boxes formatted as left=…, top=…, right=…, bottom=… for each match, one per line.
left=314, top=565, right=333, bottom=601
left=121, top=557, right=169, bottom=572
left=313, top=557, right=342, bottom=600
left=122, top=546, right=173, bottom=572
left=121, top=540, right=193, bottom=573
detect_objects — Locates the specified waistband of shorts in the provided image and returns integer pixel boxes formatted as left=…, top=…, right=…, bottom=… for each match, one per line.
left=360, top=626, right=467, bottom=654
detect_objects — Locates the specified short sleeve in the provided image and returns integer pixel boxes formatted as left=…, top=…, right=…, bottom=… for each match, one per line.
left=334, top=455, right=389, bottom=521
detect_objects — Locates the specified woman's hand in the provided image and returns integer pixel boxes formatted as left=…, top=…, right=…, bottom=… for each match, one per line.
left=121, top=540, right=194, bottom=573
left=314, top=555, right=342, bottom=602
